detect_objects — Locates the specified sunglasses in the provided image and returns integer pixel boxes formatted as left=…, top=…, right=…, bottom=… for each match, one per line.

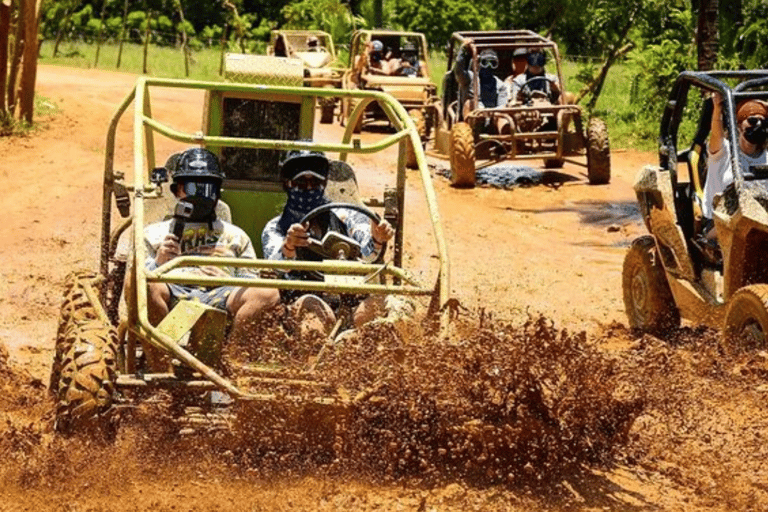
left=288, top=176, right=326, bottom=190
left=479, top=58, right=499, bottom=69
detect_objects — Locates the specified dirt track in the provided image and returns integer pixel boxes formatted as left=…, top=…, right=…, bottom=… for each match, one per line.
left=1, top=65, right=767, bottom=511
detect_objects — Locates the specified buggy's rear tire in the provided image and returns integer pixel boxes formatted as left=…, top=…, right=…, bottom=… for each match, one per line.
left=722, top=285, right=768, bottom=356
left=544, top=158, right=564, bottom=168
left=586, top=118, right=611, bottom=185
left=406, top=108, right=427, bottom=169
left=449, top=122, right=475, bottom=187
left=54, top=318, right=118, bottom=435
left=622, top=236, right=680, bottom=334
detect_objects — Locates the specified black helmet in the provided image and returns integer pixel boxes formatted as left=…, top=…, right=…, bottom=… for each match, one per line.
left=172, top=147, right=225, bottom=183
left=279, top=149, right=329, bottom=182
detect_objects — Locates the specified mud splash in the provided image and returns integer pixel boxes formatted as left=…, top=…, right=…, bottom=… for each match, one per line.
left=1, top=316, right=642, bottom=486
left=3, top=318, right=768, bottom=510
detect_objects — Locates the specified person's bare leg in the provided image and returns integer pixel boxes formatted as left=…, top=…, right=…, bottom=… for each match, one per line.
left=226, top=287, right=281, bottom=345
left=353, top=295, right=386, bottom=327
left=147, top=282, right=171, bottom=326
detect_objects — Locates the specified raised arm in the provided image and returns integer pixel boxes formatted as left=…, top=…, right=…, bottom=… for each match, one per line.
left=709, top=92, right=724, bottom=155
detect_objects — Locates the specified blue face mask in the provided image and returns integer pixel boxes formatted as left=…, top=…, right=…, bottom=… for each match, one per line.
left=278, top=186, right=329, bottom=234
left=286, top=187, right=326, bottom=214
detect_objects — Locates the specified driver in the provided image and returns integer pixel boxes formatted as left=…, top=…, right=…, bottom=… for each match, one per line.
left=391, top=41, right=422, bottom=77
left=261, top=149, right=395, bottom=333
left=306, top=35, right=324, bottom=52
left=701, top=96, right=768, bottom=254
left=508, top=51, right=561, bottom=105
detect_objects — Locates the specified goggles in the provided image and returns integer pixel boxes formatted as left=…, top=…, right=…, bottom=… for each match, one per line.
left=288, top=176, right=326, bottom=190
left=746, top=115, right=765, bottom=127
left=179, top=180, right=220, bottom=199
left=479, top=57, right=498, bottom=69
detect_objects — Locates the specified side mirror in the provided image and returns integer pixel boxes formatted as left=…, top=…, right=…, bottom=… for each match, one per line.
left=151, top=167, right=168, bottom=185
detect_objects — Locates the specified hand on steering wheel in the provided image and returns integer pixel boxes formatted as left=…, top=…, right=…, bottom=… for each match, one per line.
left=298, top=202, right=390, bottom=263
left=518, top=76, right=555, bottom=104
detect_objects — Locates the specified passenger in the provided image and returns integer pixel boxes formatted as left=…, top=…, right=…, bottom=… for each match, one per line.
left=456, top=49, right=508, bottom=133
left=261, top=149, right=395, bottom=334
left=305, top=34, right=331, bottom=66
left=367, top=40, right=390, bottom=75
left=508, top=51, right=561, bottom=105
left=272, top=35, right=288, bottom=58
left=144, top=148, right=280, bottom=346
left=511, top=47, right=528, bottom=78
left=704, top=95, right=768, bottom=224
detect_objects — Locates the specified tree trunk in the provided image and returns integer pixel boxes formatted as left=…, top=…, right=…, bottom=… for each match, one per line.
left=373, top=0, right=382, bottom=28
left=94, top=0, right=108, bottom=67
left=576, top=6, right=640, bottom=110
left=19, top=0, right=39, bottom=123
left=142, top=10, right=151, bottom=74
left=8, top=0, right=25, bottom=113
left=222, top=0, right=244, bottom=53
left=174, top=0, right=189, bottom=77
left=581, top=42, right=634, bottom=110
left=52, top=8, right=72, bottom=58
left=696, top=0, right=719, bottom=71
left=0, top=0, right=11, bottom=117
left=116, top=0, right=128, bottom=68
left=219, top=23, right=227, bottom=76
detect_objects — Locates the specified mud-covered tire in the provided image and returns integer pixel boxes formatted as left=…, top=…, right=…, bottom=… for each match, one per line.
left=722, top=285, right=768, bottom=356
left=406, top=108, right=427, bottom=169
left=449, top=122, right=476, bottom=187
left=622, top=236, right=680, bottom=334
left=586, top=117, right=611, bottom=185
left=54, top=319, right=118, bottom=434
left=544, top=158, right=564, bottom=168
left=51, top=272, right=102, bottom=393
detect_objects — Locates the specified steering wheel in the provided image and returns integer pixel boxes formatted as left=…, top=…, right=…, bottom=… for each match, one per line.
left=298, top=202, right=387, bottom=264
left=518, top=76, right=556, bottom=104
left=394, top=63, right=419, bottom=77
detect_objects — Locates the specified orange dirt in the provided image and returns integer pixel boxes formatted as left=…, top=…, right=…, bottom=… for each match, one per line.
left=0, top=65, right=767, bottom=511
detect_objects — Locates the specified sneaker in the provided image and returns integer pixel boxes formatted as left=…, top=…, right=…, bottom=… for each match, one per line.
left=291, top=294, right=337, bottom=337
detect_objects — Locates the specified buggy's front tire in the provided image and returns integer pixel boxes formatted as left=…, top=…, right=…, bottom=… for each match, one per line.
left=723, top=285, right=768, bottom=355
left=622, top=236, right=679, bottom=334
left=449, top=122, right=475, bottom=187
left=54, top=318, right=118, bottom=435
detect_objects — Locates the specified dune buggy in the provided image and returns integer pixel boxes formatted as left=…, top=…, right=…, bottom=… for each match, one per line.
left=624, top=70, right=768, bottom=352
left=342, top=29, right=440, bottom=168
left=265, top=29, right=345, bottom=123
left=432, top=30, right=610, bottom=187
left=49, top=75, right=450, bottom=440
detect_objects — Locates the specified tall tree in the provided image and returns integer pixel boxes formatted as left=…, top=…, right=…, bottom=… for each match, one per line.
left=0, top=0, right=11, bottom=119
left=695, top=0, right=718, bottom=70
left=19, top=0, right=39, bottom=123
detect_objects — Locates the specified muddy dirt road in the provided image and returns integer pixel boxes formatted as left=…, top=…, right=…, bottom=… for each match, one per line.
left=0, top=66, right=767, bottom=511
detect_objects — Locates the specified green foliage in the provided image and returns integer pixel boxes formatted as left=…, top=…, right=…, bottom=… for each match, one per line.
left=627, top=5, right=695, bottom=138
left=391, top=0, right=489, bottom=48
left=281, top=0, right=364, bottom=43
